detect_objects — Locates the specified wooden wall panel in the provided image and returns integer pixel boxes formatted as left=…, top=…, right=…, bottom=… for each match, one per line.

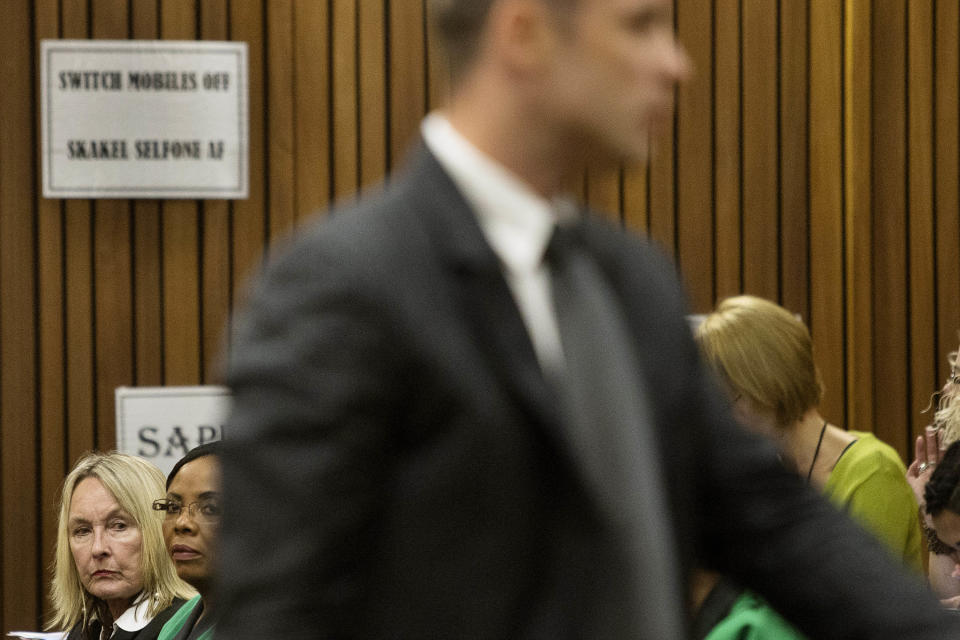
left=230, top=1, right=266, bottom=293
left=809, top=0, right=846, bottom=427
left=161, top=1, right=202, bottom=387
left=647, top=1, right=676, bottom=257
left=92, top=0, right=133, bottom=450
left=844, top=0, right=874, bottom=435
left=778, top=0, right=808, bottom=320
left=359, top=1, right=388, bottom=189
left=293, top=0, right=330, bottom=221
left=201, top=0, right=233, bottom=383
left=676, top=0, right=714, bottom=312
left=388, top=0, right=426, bottom=169
left=65, top=198, right=96, bottom=455
left=648, top=137, right=676, bottom=256
left=935, top=1, right=960, bottom=383
left=621, top=165, right=649, bottom=233
left=332, top=0, right=359, bottom=200
left=267, top=0, right=297, bottom=240
left=425, top=0, right=451, bottom=112
left=872, top=0, right=910, bottom=457
left=62, top=0, right=97, bottom=463
left=1, top=0, right=38, bottom=629
left=741, top=0, right=778, bottom=300
left=908, top=1, right=937, bottom=447
left=133, top=204, right=165, bottom=386
left=35, top=0, right=67, bottom=625
left=1, top=0, right=957, bottom=632
left=713, top=0, right=742, bottom=300
left=132, top=0, right=164, bottom=389
left=586, top=167, right=622, bottom=220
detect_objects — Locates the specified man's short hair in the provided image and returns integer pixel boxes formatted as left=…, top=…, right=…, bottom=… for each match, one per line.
left=696, top=295, right=823, bottom=428
left=430, top=0, right=574, bottom=78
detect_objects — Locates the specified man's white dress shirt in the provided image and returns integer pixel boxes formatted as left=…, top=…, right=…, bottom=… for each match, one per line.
left=422, top=112, right=577, bottom=375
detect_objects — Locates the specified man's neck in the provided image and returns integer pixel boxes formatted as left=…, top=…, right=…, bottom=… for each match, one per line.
left=444, top=88, right=579, bottom=198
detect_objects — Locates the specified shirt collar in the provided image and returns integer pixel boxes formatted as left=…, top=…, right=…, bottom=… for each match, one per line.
left=422, top=112, right=578, bottom=273
left=111, top=593, right=154, bottom=633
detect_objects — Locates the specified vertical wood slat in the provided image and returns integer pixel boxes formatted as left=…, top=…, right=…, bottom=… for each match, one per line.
left=621, top=165, right=649, bottom=234
left=294, top=0, right=331, bottom=220
left=160, top=1, right=202, bottom=386
left=65, top=203, right=95, bottom=456
left=647, top=0, right=676, bottom=257
left=230, top=0, right=266, bottom=304
left=131, top=0, right=163, bottom=387
left=585, top=166, right=621, bottom=222
left=907, top=1, right=936, bottom=447
left=201, top=195, right=232, bottom=384
left=92, top=0, right=132, bottom=451
left=741, top=0, right=778, bottom=300
left=389, top=0, right=426, bottom=170
left=676, top=0, right=713, bottom=312
left=425, top=0, right=450, bottom=113
left=935, top=1, right=960, bottom=377
left=778, top=0, right=809, bottom=320
left=359, top=0, right=388, bottom=189
left=809, top=0, right=845, bottom=425
left=872, top=0, right=910, bottom=456
left=332, top=0, right=359, bottom=200
left=201, top=0, right=232, bottom=383
left=844, top=0, right=874, bottom=435
left=267, top=0, right=297, bottom=240
left=0, top=0, right=38, bottom=631
left=35, top=0, right=67, bottom=625
left=648, top=135, right=676, bottom=256
left=91, top=0, right=127, bottom=36
left=133, top=206, right=164, bottom=385
left=62, top=0, right=97, bottom=469
left=713, top=0, right=741, bottom=300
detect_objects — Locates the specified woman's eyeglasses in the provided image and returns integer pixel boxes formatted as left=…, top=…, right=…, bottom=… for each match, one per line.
left=152, top=498, right=221, bottom=524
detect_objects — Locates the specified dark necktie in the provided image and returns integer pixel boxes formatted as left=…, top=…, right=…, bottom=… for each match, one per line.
left=547, top=221, right=684, bottom=638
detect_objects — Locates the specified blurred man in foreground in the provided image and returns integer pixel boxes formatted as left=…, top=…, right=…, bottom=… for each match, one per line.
left=217, top=0, right=960, bottom=637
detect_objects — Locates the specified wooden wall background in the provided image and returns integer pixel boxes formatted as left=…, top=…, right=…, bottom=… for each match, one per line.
left=0, top=0, right=957, bottom=632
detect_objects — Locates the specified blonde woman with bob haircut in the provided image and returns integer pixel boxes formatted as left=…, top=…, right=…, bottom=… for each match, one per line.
left=49, top=452, right=194, bottom=640
left=697, top=295, right=923, bottom=572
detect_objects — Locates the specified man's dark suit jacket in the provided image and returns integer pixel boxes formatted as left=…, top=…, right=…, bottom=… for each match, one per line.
left=217, top=144, right=958, bottom=639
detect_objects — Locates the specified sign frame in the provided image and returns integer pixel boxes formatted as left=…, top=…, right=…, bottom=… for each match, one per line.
left=115, top=385, right=229, bottom=477
left=41, top=39, right=248, bottom=199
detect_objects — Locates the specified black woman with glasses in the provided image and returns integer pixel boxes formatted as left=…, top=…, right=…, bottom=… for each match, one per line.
left=152, top=442, right=222, bottom=640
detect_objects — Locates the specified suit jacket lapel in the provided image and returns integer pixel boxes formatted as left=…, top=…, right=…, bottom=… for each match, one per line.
left=395, top=144, right=561, bottom=434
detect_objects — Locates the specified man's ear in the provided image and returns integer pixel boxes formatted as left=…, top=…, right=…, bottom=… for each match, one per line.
left=486, top=0, right=561, bottom=75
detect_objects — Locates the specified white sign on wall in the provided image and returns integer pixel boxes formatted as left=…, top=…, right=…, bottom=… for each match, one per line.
left=116, top=385, right=229, bottom=477
left=41, top=40, right=248, bottom=199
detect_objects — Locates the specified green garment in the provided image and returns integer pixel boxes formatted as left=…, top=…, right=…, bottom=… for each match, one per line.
left=823, top=431, right=924, bottom=573
left=700, top=431, right=922, bottom=640
left=157, top=595, right=214, bottom=640
left=703, top=591, right=808, bottom=640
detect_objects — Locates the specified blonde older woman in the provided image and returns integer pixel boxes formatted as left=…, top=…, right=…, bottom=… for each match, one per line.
left=696, top=295, right=923, bottom=570
left=49, top=452, right=194, bottom=640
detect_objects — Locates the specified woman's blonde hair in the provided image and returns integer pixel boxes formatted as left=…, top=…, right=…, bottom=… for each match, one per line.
left=48, top=452, right=194, bottom=631
left=696, top=295, right=823, bottom=428
left=937, top=348, right=960, bottom=446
